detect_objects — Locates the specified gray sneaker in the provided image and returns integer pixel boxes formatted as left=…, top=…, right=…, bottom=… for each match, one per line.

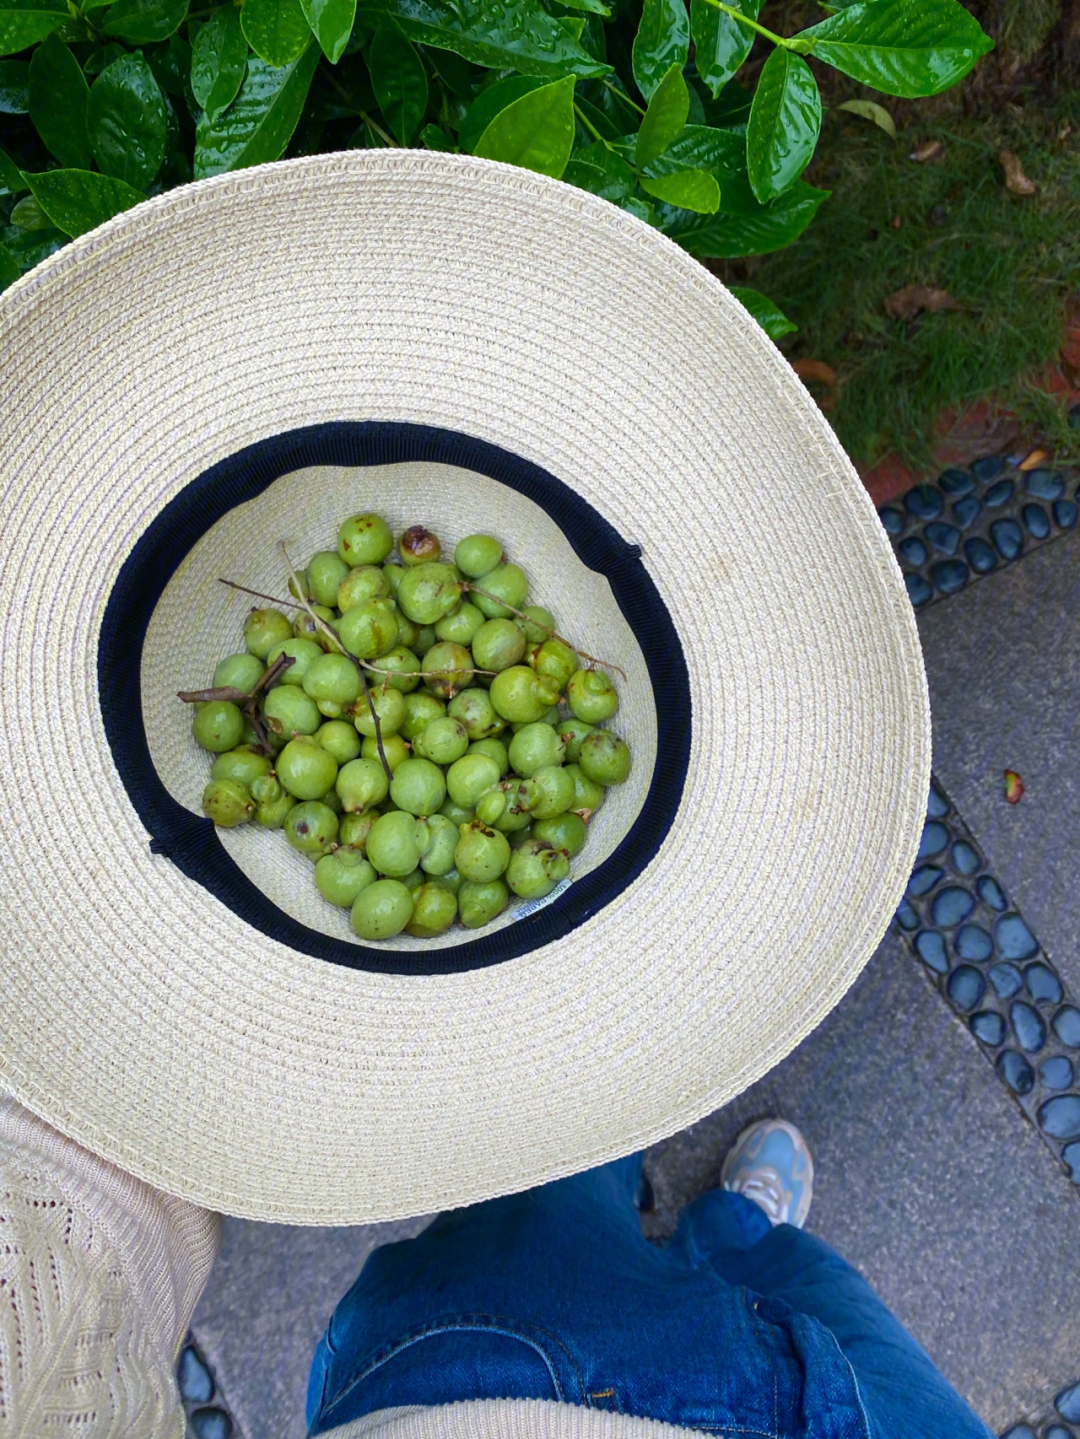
left=720, top=1119, right=814, bottom=1229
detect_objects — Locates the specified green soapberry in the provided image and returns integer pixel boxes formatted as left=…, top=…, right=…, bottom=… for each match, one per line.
left=429, top=866, right=463, bottom=896
left=307, top=551, right=350, bottom=608
left=316, top=719, right=362, bottom=765
left=565, top=763, right=604, bottom=817
left=210, top=746, right=272, bottom=789
left=315, top=848, right=377, bottom=907
left=383, top=562, right=405, bottom=598
left=263, top=685, right=321, bottom=737
left=489, top=667, right=559, bottom=725
left=276, top=736, right=339, bottom=800
left=288, top=568, right=313, bottom=601
left=509, top=824, right=534, bottom=849
left=519, top=605, right=556, bottom=645
left=397, top=563, right=464, bottom=626
left=338, top=512, right=394, bottom=567
left=366, top=810, right=425, bottom=877
left=369, top=646, right=421, bottom=694
left=527, top=764, right=576, bottom=819
left=567, top=669, right=620, bottom=724
left=475, top=787, right=507, bottom=826
left=439, top=797, right=475, bottom=827
left=557, top=719, right=596, bottom=763
left=354, top=685, right=407, bottom=739
left=351, top=879, right=414, bottom=939
left=412, top=626, right=437, bottom=657
left=448, top=688, right=504, bottom=740
left=213, top=653, right=265, bottom=692
left=405, top=882, right=458, bottom=937
left=434, top=601, right=484, bottom=647
left=532, top=811, right=587, bottom=858
left=361, top=733, right=410, bottom=772
left=193, top=700, right=245, bottom=753
left=419, top=812, right=459, bottom=875
left=337, top=565, right=389, bottom=613
left=293, top=603, right=342, bottom=652
left=338, top=809, right=379, bottom=850
left=421, top=641, right=474, bottom=699
left=508, top=723, right=565, bottom=777
left=338, top=599, right=400, bottom=662
left=244, top=608, right=294, bottom=660
left=458, top=878, right=510, bottom=929
left=302, top=654, right=363, bottom=719
left=390, top=756, right=447, bottom=816
left=285, top=800, right=339, bottom=857
left=321, top=786, right=344, bottom=815
left=468, top=737, right=509, bottom=776
left=202, top=778, right=255, bottom=827
left=255, top=789, right=296, bottom=829
left=250, top=773, right=282, bottom=805
left=506, top=839, right=571, bottom=899
left=336, top=756, right=390, bottom=813
left=395, top=614, right=421, bottom=650
left=579, top=731, right=631, bottom=786
left=400, top=691, right=446, bottom=740
left=266, top=637, right=323, bottom=686
left=472, top=562, right=528, bottom=620
left=415, top=717, right=469, bottom=766
left=399, top=525, right=442, bottom=567
left=516, top=705, right=561, bottom=733
left=446, top=752, right=501, bottom=809
left=471, top=618, right=526, bottom=673
left=454, top=534, right=503, bottom=579
left=401, top=866, right=427, bottom=892
left=531, top=638, right=577, bottom=692
left=491, top=781, right=533, bottom=833
left=454, top=821, right=511, bottom=883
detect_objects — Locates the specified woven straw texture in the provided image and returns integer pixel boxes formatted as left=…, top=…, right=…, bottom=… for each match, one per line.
left=0, top=151, right=930, bottom=1223
left=327, top=1400, right=715, bottom=1439
left=0, top=1095, right=219, bottom=1437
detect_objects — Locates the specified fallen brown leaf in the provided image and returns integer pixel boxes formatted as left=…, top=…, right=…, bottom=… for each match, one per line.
left=883, top=285, right=964, bottom=323
left=792, top=359, right=838, bottom=411
left=999, top=150, right=1036, bottom=195
left=1019, top=448, right=1049, bottom=471
left=910, top=139, right=942, bottom=162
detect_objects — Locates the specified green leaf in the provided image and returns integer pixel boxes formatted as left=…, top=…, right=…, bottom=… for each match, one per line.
left=702, top=73, right=750, bottom=126
left=368, top=19, right=427, bottom=143
left=634, top=61, right=687, bottom=169
left=0, top=58, right=29, bottom=112
left=0, top=146, right=27, bottom=194
left=10, top=193, right=51, bottom=227
left=632, top=0, right=688, bottom=102
left=301, top=0, right=356, bottom=62
left=419, top=120, right=453, bottom=148
left=639, top=166, right=718, bottom=211
left=473, top=73, right=575, bottom=178
left=560, top=0, right=609, bottom=15
left=194, top=42, right=319, bottom=177
left=21, top=167, right=144, bottom=237
left=690, top=0, right=761, bottom=98
left=29, top=33, right=91, bottom=170
left=795, top=0, right=994, bottom=98
left=242, top=0, right=311, bottom=67
left=145, top=34, right=192, bottom=95
left=102, top=0, right=188, bottom=44
left=0, top=240, right=20, bottom=290
left=746, top=46, right=820, bottom=202
left=837, top=96, right=896, bottom=136
left=459, top=73, right=545, bottom=152
left=573, top=92, right=619, bottom=140
left=728, top=284, right=796, bottom=338
left=0, top=0, right=67, bottom=58
left=88, top=53, right=167, bottom=190
left=661, top=176, right=827, bottom=255
left=564, top=139, right=635, bottom=201
left=191, top=6, right=248, bottom=118
left=357, top=0, right=608, bottom=77
left=642, top=121, right=744, bottom=177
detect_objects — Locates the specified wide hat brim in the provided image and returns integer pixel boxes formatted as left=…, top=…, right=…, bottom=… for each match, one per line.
left=0, top=151, right=929, bottom=1224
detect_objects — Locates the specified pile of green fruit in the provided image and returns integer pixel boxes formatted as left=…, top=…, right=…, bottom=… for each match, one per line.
left=182, top=512, right=632, bottom=941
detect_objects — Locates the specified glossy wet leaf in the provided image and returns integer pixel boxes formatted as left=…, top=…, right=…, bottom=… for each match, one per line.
left=102, top=0, right=188, bottom=44
left=690, top=0, right=761, bottom=98
left=145, top=33, right=191, bottom=95
left=357, top=0, right=608, bottom=78
left=369, top=20, right=428, bottom=143
left=0, top=240, right=19, bottom=290
left=28, top=34, right=91, bottom=170
left=0, top=0, right=67, bottom=58
left=561, top=0, right=609, bottom=15
left=300, top=0, right=356, bottom=61
left=88, top=53, right=167, bottom=190
left=746, top=47, right=820, bottom=202
left=661, top=176, right=828, bottom=256
left=564, top=140, right=636, bottom=201
left=728, top=285, right=796, bottom=338
left=574, top=92, right=620, bottom=141
left=191, top=6, right=248, bottom=117
left=837, top=97, right=896, bottom=137
left=639, top=167, right=719, bottom=211
left=473, top=73, right=576, bottom=178
left=243, top=0, right=311, bottom=67
left=194, top=43, right=319, bottom=177
left=0, top=58, right=28, bottom=111
left=419, top=121, right=453, bottom=148
left=459, top=73, right=545, bottom=153
left=9, top=193, right=50, bottom=227
left=21, top=167, right=145, bottom=236
left=0, top=146, right=26, bottom=193
left=634, top=61, right=687, bottom=168
left=642, top=122, right=744, bottom=178
left=795, top=0, right=994, bottom=98
left=632, top=0, right=688, bottom=102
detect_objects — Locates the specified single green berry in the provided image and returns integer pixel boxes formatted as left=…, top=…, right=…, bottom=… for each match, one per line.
left=255, top=789, right=296, bottom=829
left=351, top=879, right=414, bottom=940
left=193, top=700, right=245, bottom=753
left=307, top=551, right=350, bottom=608
left=434, top=601, right=484, bottom=647
left=412, top=626, right=437, bottom=657
left=471, top=618, right=526, bottom=673
left=439, top=796, right=475, bottom=827
left=475, top=787, right=507, bottom=826
left=556, top=719, right=596, bottom=763
left=531, top=638, right=577, bottom=692
left=288, top=568, right=313, bottom=601
left=567, top=668, right=620, bottom=724
left=454, top=534, right=503, bottom=579
left=244, top=608, right=293, bottom=660
left=400, top=691, right=446, bottom=740
left=266, top=637, right=323, bottom=686
left=315, top=848, right=377, bottom=907
left=454, top=821, right=511, bottom=882
left=415, top=716, right=469, bottom=766
left=471, top=562, right=528, bottom=620
left=509, top=824, right=535, bottom=849
left=263, top=685, right=321, bottom=737
left=321, top=786, right=344, bottom=815
left=399, top=525, right=442, bottom=566
left=213, top=653, right=264, bottom=692
left=420, top=641, right=474, bottom=699
left=390, top=756, right=446, bottom=816
left=419, top=812, right=460, bottom=875
left=512, top=705, right=561, bottom=733
left=447, top=688, right=504, bottom=740
left=336, top=756, right=390, bottom=813
left=532, top=811, right=587, bottom=857
left=401, top=866, right=427, bottom=892
left=489, top=667, right=559, bottom=725
left=468, top=737, right=509, bottom=776
left=293, top=604, right=342, bottom=652
left=526, top=764, right=576, bottom=819
left=366, top=810, right=425, bottom=877
left=508, top=723, right=565, bottom=777
left=506, top=838, right=570, bottom=899
left=354, top=686, right=407, bottom=739
left=285, top=800, right=338, bottom=857
left=202, top=778, right=255, bottom=827
left=277, top=736, right=339, bottom=800
left=338, top=512, right=394, bottom=567
left=405, top=882, right=458, bottom=937
left=397, top=563, right=464, bottom=626
left=383, top=562, right=405, bottom=597
left=519, top=605, right=556, bottom=645
left=250, top=773, right=283, bottom=804
left=579, top=730, right=631, bottom=786
left=338, top=599, right=399, bottom=662
left=429, top=866, right=463, bottom=896
left=491, top=780, right=533, bottom=833
left=210, top=745, right=272, bottom=789
left=316, top=719, right=362, bottom=765
left=368, top=646, right=421, bottom=694
left=361, top=733, right=410, bottom=772
left=446, top=752, right=501, bottom=809
left=338, top=809, right=380, bottom=850
left=565, top=763, right=604, bottom=818
left=302, top=653, right=363, bottom=719
left=337, top=565, right=389, bottom=613
left=458, top=878, right=510, bottom=929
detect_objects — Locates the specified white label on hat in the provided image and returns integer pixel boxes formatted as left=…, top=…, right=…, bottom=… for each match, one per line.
left=513, top=877, right=572, bottom=922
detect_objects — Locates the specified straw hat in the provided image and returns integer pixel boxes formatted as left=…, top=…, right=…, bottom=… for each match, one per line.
left=0, top=150, right=929, bottom=1224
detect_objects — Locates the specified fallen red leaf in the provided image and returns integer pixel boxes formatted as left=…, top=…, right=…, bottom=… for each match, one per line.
left=883, top=285, right=965, bottom=322
left=910, top=139, right=942, bottom=162
left=1004, top=770, right=1025, bottom=804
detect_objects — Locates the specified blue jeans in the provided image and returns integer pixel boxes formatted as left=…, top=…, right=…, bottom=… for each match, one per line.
left=307, top=1155, right=994, bottom=1439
